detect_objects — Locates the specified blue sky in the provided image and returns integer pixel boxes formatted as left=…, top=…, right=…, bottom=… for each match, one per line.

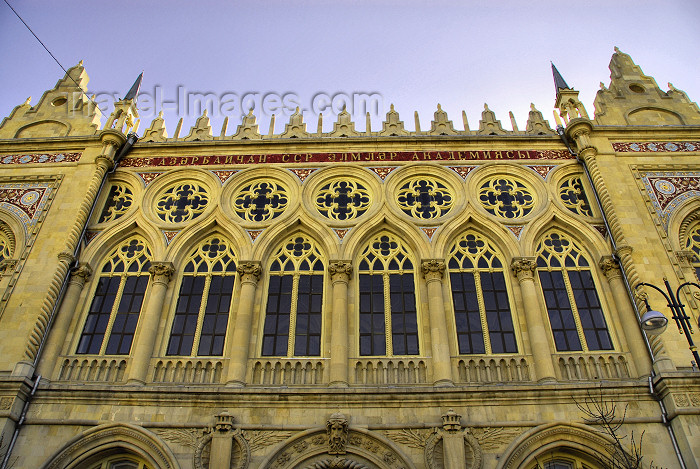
left=2, top=1, right=699, bottom=135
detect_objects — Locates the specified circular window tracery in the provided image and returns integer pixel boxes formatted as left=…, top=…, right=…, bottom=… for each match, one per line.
left=315, top=179, right=371, bottom=221
left=233, top=181, right=288, bottom=222
left=154, top=182, right=209, bottom=223
left=478, top=177, right=534, bottom=219
left=396, top=177, right=453, bottom=219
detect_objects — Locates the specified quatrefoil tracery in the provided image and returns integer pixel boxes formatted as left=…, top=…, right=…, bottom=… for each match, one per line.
left=396, top=178, right=453, bottom=219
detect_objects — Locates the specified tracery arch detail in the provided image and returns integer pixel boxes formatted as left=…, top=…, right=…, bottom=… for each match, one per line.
left=478, top=177, right=535, bottom=219
left=315, top=179, right=371, bottom=221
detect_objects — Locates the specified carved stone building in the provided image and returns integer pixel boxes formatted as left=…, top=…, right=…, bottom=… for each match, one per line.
left=0, top=48, right=699, bottom=468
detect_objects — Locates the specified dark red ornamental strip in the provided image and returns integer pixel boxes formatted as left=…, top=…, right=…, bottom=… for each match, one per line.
left=0, top=152, right=82, bottom=165
left=120, top=149, right=572, bottom=168
left=613, top=141, right=700, bottom=152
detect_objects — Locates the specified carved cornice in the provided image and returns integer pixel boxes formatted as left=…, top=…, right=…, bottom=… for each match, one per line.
left=421, top=259, right=445, bottom=281
left=148, top=262, right=175, bottom=284
left=511, top=257, right=536, bottom=281
left=328, top=261, right=353, bottom=283
left=237, top=261, right=262, bottom=283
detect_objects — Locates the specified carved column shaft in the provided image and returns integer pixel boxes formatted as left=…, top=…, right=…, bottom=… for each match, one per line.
left=599, top=256, right=651, bottom=376
left=422, top=260, right=453, bottom=386
left=329, top=261, right=352, bottom=387
left=210, top=412, right=234, bottom=468
left=441, top=409, right=465, bottom=469
left=128, top=262, right=175, bottom=384
left=511, top=258, right=556, bottom=381
left=227, top=262, right=262, bottom=386
left=36, top=263, right=92, bottom=378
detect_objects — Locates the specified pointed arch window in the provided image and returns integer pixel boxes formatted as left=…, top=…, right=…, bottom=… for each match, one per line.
left=536, top=231, right=612, bottom=352
left=684, top=222, right=700, bottom=281
left=262, top=235, right=324, bottom=357
left=77, top=237, right=151, bottom=355
left=448, top=232, right=517, bottom=354
left=0, top=228, right=12, bottom=263
left=358, top=233, right=418, bottom=356
left=166, top=236, right=237, bottom=356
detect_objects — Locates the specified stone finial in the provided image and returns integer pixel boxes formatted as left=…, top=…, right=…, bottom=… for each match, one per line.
left=477, top=103, right=506, bottom=135
left=232, top=109, right=262, bottom=140
left=525, top=103, right=554, bottom=135
left=441, top=409, right=462, bottom=433
left=429, top=104, right=457, bottom=135
left=379, top=104, right=409, bottom=136
left=141, top=111, right=168, bottom=142
left=183, top=111, right=213, bottom=141
left=281, top=107, right=311, bottom=138
left=215, top=411, right=234, bottom=432
left=326, top=412, right=349, bottom=455
left=23, top=97, right=31, bottom=106
left=330, top=108, right=360, bottom=137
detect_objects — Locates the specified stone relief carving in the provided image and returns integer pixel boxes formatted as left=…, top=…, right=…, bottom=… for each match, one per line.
left=241, top=430, right=294, bottom=453
left=327, top=412, right=350, bottom=455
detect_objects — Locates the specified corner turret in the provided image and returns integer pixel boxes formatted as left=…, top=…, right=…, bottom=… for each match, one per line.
left=104, top=72, right=143, bottom=135
left=552, top=63, right=589, bottom=125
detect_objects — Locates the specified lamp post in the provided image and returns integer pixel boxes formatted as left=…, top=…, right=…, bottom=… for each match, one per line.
left=636, top=278, right=700, bottom=368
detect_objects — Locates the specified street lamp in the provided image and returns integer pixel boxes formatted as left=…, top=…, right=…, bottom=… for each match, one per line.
left=636, top=278, right=700, bottom=368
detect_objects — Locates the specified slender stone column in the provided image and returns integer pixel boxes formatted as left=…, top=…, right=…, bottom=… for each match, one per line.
left=511, top=258, right=556, bottom=382
left=227, top=262, right=261, bottom=386
left=20, top=130, right=124, bottom=376
left=210, top=412, right=234, bottom=468
left=329, top=261, right=352, bottom=388
left=127, top=262, right=174, bottom=384
left=441, top=409, right=465, bottom=469
left=36, top=263, right=92, bottom=378
left=422, top=259, right=454, bottom=386
left=599, top=256, right=652, bottom=376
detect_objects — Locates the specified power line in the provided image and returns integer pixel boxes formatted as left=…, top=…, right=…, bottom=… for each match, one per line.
left=2, top=0, right=104, bottom=113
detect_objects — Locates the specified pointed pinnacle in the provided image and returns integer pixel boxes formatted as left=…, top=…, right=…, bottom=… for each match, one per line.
left=124, top=71, right=143, bottom=100
left=551, top=62, right=571, bottom=95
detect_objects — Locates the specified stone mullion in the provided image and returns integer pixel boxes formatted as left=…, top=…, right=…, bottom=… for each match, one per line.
left=191, top=275, right=212, bottom=357
left=561, top=268, right=588, bottom=353
left=286, top=273, right=300, bottom=358
left=383, top=272, right=393, bottom=356
left=473, top=270, right=491, bottom=354
left=98, top=274, right=128, bottom=355
left=127, top=262, right=174, bottom=384
left=36, top=264, right=92, bottom=379
left=329, top=261, right=351, bottom=387
left=21, top=131, right=124, bottom=372
left=227, top=262, right=261, bottom=386
left=511, top=258, right=556, bottom=381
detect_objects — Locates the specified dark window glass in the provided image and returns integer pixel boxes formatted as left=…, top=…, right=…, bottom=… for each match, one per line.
left=481, top=271, right=517, bottom=353
left=359, top=274, right=386, bottom=356
left=105, top=275, right=148, bottom=354
left=539, top=270, right=582, bottom=351
left=98, top=185, right=133, bottom=223
left=569, top=270, right=612, bottom=350
left=294, top=274, right=324, bottom=356
left=197, top=275, right=234, bottom=356
left=450, top=272, right=484, bottom=354
left=390, top=274, right=418, bottom=355
left=77, top=276, right=120, bottom=354
left=167, top=276, right=205, bottom=355
left=262, top=275, right=293, bottom=356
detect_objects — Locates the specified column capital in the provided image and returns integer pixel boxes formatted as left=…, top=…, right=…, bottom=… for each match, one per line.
left=69, top=263, right=92, bottom=287
left=328, top=261, right=352, bottom=283
left=599, top=256, right=621, bottom=280
left=237, top=261, right=262, bottom=284
left=421, top=259, right=446, bottom=281
left=148, top=262, right=175, bottom=284
left=511, top=257, right=537, bottom=281
left=676, top=250, right=697, bottom=267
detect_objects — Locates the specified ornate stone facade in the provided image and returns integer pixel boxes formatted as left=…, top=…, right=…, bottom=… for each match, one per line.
left=0, top=50, right=699, bottom=468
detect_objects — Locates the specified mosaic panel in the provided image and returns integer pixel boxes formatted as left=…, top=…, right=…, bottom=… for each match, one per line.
left=0, top=183, right=54, bottom=235
left=0, top=152, right=81, bottom=165
left=613, top=141, right=700, bottom=153
left=640, top=172, right=700, bottom=230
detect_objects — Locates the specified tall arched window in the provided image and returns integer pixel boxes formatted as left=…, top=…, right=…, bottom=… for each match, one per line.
left=536, top=231, right=612, bottom=352
left=166, top=236, right=237, bottom=356
left=262, top=235, right=324, bottom=357
left=448, top=232, right=517, bottom=354
left=358, top=232, right=418, bottom=356
left=684, top=221, right=700, bottom=281
left=77, top=237, right=151, bottom=355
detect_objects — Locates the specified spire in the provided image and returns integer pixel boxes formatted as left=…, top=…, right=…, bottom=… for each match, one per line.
left=551, top=62, right=570, bottom=95
left=124, top=72, right=143, bottom=101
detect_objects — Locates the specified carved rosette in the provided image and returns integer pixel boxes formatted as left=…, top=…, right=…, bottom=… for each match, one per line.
left=237, top=262, right=262, bottom=284
left=328, top=261, right=353, bottom=284
left=510, top=257, right=536, bottom=281
left=421, top=259, right=446, bottom=281
left=327, top=413, right=349, bottom=455
left=149, top=262, right=174, bottom=284
left=69, top=263, right=92, bottom=287
left=598, top=256, right=621, bottom=280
